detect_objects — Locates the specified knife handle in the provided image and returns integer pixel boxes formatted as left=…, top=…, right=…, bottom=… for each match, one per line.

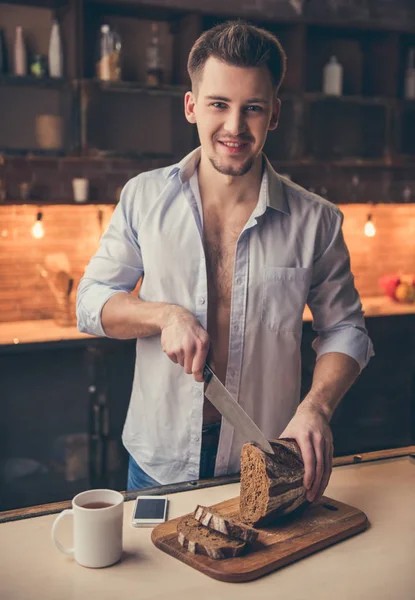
left=203, top=364, right=213, bottom=384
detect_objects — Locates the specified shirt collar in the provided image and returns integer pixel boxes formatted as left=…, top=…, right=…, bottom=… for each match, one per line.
left=168, top=147, right=289, bottom=216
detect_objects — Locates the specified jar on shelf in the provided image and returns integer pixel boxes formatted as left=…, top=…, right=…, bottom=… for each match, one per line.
left=96, top=24, right=121, bottom=82
left=145, top=22, right=164, bottom=87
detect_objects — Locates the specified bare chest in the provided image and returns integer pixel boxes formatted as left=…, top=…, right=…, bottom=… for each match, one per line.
left=203, top=213, right=246, bottom=304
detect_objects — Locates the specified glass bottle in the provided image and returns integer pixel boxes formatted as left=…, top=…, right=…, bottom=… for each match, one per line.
left=146, top=23, right=164, bottom=87
left=14, top=26, right=27, bottom=77
left=48, top=19, right=63, bottom=78
left=97, top=24, right=121, bottom=82
left=97, top=24, right=112, bottom=81
left=322, top=55, right=343, bottom=96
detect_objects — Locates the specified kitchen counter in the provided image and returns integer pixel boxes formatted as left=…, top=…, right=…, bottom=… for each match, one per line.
left=1, top=450, right=414, bottom=600
left=0, top=296, right=414, bottom=348
left=0, top=319, right=95, bottom=347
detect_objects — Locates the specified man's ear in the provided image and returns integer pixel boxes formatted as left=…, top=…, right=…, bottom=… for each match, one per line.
left=184, top=91, right=197, bottom=124
left=268, top=97, right=281, bottom=131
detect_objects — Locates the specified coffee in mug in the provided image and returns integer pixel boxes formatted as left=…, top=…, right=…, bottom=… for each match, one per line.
left=52, top=489, right=124, bottom=568
left=81, top=502, right=114, bottom=509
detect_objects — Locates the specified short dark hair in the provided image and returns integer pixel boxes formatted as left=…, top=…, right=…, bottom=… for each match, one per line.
left=187, top=20, right=287, bottom=93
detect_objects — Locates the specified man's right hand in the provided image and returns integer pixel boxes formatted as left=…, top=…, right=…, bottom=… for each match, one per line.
left=160, top=306, right=210, bottom=382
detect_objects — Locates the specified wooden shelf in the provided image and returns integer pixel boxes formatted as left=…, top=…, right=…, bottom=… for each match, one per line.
left=0, top=77, right=407, bottom=106
left=84, top=0, right=415, bottom=33
left=84, top=0, right=187, bottom=21
left=302, top=92, right=396, bottom=106
left=304, top=15, right=415, bottom=35
left=0, top=75, right=71, bottom=89
left=86, top=79, right=188, bottom=97
left=0, top=198, right=115, bottom=205
left=0, top=0, right=69, bottom=8
left=0, top=148, right=65, bottom=157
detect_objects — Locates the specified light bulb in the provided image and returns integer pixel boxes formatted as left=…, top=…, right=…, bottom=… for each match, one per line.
left=32, top=211, right=44, bottom=239
left=364, top=214, right=376, bottom=237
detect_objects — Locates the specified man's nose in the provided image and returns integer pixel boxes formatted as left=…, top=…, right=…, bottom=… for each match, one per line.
left=223, top=110, right=247, bottom=137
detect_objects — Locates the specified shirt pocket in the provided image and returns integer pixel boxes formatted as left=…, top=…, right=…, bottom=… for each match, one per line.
left=261, top=266, right=312, bottom=334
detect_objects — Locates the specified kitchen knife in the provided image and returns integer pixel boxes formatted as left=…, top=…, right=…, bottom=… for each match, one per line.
left=203, top=364, right=275, bottom=455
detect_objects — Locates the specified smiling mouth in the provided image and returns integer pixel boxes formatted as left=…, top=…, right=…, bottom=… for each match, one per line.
left=218, top=140, right=250, bottom=150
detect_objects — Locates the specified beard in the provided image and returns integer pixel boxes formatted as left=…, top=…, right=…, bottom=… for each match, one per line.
left=208, top=153, right=255, bottom=177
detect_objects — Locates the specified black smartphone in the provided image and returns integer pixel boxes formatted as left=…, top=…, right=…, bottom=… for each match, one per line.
left=131, top=495, right=168, bottom=527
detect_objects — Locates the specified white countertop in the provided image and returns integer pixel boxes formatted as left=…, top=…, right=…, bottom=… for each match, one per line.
left=0, top=456, right=414, bottom=600
left=0, top=296, right=414, bottom=347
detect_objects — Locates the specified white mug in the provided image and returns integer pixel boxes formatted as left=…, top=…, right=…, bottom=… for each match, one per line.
left=72, top=178, right=89, bottom=203
left=52, top=489, right=124, bottom=568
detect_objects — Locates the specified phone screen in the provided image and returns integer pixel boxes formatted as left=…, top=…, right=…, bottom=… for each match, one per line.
left=134, top=498, right=166, bottom=520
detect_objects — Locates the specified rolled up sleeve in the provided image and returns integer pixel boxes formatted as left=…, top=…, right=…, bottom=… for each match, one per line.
left=307, top=209, right=374, bottom=372
left=76, top=177, right=144, bottom=337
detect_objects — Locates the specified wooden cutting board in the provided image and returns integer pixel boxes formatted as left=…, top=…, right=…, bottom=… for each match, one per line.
left=151, top=495, right=369, bottom=583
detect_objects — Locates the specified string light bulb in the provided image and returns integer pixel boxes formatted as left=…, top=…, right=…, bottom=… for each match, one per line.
left=364, top=213, right=376, bottom=237
left=32, top=210, right=44, bottom=239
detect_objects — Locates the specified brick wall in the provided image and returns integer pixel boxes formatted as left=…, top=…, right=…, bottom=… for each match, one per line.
left=341, top=204, right=415, bottom=298
left=0, top=202, right=414, bottom=323
left=0, top=205, right=114, bottom=322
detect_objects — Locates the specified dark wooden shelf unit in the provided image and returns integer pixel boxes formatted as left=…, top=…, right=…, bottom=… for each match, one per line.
left=1, top=0, right=415, bottom=188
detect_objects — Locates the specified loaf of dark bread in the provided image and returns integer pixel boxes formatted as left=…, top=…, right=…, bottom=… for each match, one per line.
left=193, top=505, right=258, bottom=543
left=177, top=514, right=246, bottom=559
left=239, top=438, right=307, bottom=526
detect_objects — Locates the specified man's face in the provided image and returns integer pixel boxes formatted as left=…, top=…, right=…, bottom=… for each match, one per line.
left=185, top=57, right=280, bottom=177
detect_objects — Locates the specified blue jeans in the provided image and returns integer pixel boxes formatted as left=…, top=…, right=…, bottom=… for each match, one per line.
left=127, top=423, right=221, bottom=491
left=127, top=456, right=160, bottom=491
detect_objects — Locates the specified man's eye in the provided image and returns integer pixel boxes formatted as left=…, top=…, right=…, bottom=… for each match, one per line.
left=211, top=102, right=226, bottom=109
left=246, top=105, right=262, bottom=112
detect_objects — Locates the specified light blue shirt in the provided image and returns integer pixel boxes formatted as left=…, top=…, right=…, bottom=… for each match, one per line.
left=77, top=147, right=374, bottom=484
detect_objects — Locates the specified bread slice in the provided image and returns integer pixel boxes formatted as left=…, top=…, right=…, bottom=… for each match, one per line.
left=177, top=514, right=247, bottom=559
left=193, top=505, right=258, bottom=543
left=239, top=438, right=307, bottom=526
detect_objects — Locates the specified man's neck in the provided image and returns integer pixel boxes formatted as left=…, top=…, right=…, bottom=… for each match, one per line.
left=197, top=150, right=263, bottom=211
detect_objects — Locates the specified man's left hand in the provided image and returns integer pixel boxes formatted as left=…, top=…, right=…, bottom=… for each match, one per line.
left=279, top=398, right=333, bottom=503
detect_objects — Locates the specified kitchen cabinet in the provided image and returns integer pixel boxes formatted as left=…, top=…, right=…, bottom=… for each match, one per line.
left=0, top=336, right=136, bottom=511
left=301, top=314, right=415, bottom=455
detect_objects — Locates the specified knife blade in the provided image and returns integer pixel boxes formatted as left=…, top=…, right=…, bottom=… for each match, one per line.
left=203, top=364, right=274, bottom=455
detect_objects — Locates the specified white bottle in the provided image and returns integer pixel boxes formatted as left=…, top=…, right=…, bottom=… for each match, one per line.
left=48, top=19, right=63, bottom=78
left=404, top=48, right=415, bottom=100
left=14, top=26, right=27, bottom=76
left=323, top=55, right=343, bottom=96
left=98, top=24, right=112, bottom=81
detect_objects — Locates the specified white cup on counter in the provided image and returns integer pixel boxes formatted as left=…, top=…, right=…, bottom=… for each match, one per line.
left=72, top=178, right=89, bottom=203
left=51, top=488, right=124, bottom=568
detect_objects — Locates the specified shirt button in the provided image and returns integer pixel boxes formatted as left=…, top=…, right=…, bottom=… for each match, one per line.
left=236, top=277, right=242, bottom=285
left=233, top=324, right=239, bottom=332
left=198, top=296, right=205, bottom=305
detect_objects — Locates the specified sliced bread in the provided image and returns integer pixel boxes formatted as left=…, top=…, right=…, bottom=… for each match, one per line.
left=193, top=505, right=258, bottom=543
left=177, top=514, right=246, bottom=559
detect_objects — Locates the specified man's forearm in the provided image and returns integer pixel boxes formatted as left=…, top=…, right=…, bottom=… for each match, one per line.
left=101, top=292, right=176, bottom=339
left=301, top=352, right=360, bottom=421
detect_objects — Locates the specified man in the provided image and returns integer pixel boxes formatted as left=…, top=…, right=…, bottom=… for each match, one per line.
left=77, top=21, right=373, bottom=501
